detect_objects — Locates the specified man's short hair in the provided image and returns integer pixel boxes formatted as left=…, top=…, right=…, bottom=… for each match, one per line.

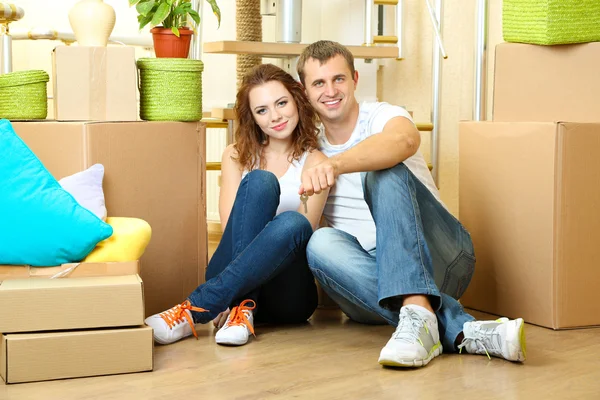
left=297, top=40, right=356, bottom=85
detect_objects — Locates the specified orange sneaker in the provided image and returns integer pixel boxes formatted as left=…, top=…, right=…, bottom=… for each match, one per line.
left=215, top=299, right=256, bottom=346
left=145, top=300, right=208, bottom=344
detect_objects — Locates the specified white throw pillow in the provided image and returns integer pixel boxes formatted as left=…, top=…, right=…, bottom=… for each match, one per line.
left=59, top=164, right=107, bottom=221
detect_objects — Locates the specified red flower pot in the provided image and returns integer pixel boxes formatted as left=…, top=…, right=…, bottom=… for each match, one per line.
left=150, top=27, right=193, bottom=58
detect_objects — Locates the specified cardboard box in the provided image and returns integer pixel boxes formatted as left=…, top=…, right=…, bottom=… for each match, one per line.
left=52, top=46, right=138, bottom=121
left=12, top=121, right=207, bottom=317
left=0, top=274, right=144, bottom=333
left=1, top=325, right=153, bottom=384
left=493, top=42, right=600, bottom=122
left=0, top=261, right=140, bottom=281
left=459, top=121, right=600, bottom=329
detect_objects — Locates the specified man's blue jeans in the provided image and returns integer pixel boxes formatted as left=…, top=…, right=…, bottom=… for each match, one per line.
left=307, top=163, right=476, bottom=352
left=188, top=170, right=318, bottom=324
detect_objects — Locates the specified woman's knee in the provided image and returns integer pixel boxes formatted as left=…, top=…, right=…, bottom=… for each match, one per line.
left=274, top=211, right=313, bottom=238
left=244, top=169, right=280, bottom=195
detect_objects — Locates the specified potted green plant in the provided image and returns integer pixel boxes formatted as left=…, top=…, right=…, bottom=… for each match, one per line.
left=130, top=0, right=221, bottom=58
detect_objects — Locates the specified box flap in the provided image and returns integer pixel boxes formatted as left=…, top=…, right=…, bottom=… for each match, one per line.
left=0, top=274, right=141, bottom=290
left=554, top=123, right=600, bottom=327
left=0, top=261, right=140, bottom=281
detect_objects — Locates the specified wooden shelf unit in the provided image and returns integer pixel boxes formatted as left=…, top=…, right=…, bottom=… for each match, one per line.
left=203, top=41, right=399, bottom=59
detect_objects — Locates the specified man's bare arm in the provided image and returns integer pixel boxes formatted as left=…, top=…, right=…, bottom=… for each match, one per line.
left=300, top=116, right=420, bottom=195
left=332, top=116, right=420, bottom=175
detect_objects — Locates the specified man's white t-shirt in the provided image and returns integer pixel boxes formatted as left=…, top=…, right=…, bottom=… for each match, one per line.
left=318, top=101, right=445, bottom=251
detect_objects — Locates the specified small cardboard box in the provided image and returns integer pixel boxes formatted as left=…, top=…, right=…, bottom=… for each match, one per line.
left=12, top=121, right=207, bottom=317
left=493, top=42, right=600, bottom=123
left=0, top=261, right=140, bottom=281
left=52, top=46, right=138, bottom=121
left=1, top=325, right=153, bottom=384
left=0, top=275, right=145, bottom=333
left=459, top=121, right=600, bottom=329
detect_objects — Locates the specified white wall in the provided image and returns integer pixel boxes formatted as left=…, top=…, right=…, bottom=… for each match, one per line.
left=8, top=0, right=506, bottom=216
left=9, top=1, right=382, bottom=112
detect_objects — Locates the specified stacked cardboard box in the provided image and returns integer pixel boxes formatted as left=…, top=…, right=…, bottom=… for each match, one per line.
left=52, top=46, right=138, bottom=122
left=0, top=261, right=153, bottom=384
left=11, top=121, right=208, bottom=317
left=459, top=43, right=600, bottom=329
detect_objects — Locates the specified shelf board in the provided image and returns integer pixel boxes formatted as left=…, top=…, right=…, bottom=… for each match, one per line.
left=203, top=41, right=399, bottom=59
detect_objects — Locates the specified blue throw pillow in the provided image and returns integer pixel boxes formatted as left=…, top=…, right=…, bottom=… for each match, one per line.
left=0, top=119, right=113, bottom=266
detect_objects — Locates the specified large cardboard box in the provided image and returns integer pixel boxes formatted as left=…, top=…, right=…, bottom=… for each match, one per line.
left=493, top=42, right=600, bottom=122
left=52, top=46, right=138, bottom=121
left=12, top=121, right=207, bottom=317
left=0, top=275, right=144, bottom=333
left=1, top=325, right=153, bottom=384
left=459, top=121, right=600, bottom=329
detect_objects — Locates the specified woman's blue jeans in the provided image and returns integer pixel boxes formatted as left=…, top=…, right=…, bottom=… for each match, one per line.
left=188, top=170, right=318, bottom=324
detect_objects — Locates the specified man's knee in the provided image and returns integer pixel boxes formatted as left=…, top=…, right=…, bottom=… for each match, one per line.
left=364, top=163, right=410, bottom=192
left=306, top=227, right=338, bottom=269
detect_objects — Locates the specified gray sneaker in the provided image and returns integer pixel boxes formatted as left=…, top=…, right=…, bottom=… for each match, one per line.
left=458, top=317, right=526, bottom=362
left=378, top=305, right=443, bottom=367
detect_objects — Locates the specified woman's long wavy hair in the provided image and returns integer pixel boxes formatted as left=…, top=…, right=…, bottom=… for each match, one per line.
left=232, top=63, right=319, bottom=171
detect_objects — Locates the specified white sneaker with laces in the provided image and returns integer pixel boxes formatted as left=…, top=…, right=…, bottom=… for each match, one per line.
left=459, top=317, right=526, bottom=362
left=378, top=305, right=443, bottom=367
left=144, top=300, right=208, bottom=345
left=215, top=299, right=256, bottom=346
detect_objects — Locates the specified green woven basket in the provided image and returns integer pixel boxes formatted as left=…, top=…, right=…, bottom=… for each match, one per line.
left=503, top=0, right=600, bottom=45
left=137, top=58, right=204, bottom=122
left=0, top=70, right=49, bottom=120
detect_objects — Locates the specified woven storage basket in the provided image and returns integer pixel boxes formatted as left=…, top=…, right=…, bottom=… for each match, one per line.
left=503, top=0, right=600, bottom=45
left=0, top=70, right=49, bottom=120
left=137, top=58, right=204, bottom=121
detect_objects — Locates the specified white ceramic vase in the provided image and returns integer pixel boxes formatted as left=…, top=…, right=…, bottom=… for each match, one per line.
left=68, top=0, right=116, bottom=46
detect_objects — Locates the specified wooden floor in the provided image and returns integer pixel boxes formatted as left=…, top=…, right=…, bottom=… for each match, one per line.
left=3, top=233, right=600, bottom=398
left=3, top=308, right=600, bottom=399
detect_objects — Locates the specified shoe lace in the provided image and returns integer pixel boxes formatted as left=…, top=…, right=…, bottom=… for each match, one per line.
left=392, top=308, right=426, bottom=346
left=457, top=323, right=502, bottom=360
left=227, top=299, right=256, bottom=336
left=159, top=300, right=208, bottom=339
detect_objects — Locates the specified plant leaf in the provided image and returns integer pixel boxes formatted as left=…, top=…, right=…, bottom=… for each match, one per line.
left=151, top=2, right=170, bottom=27
left=138, top=13, right=153, bottom=30
left=188, top=9, right=200, bottom=26
left=129, top=0, right=141, bottom=6
left=205, top=0, right=221, bottom=28
left=136, top=0, right=156, bottom=17
left=172, top=4, right=187, bottom=16
left=171, top=27, right=180, bottom=37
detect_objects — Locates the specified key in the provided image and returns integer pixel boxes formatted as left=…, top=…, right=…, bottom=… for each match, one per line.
left=300, top=193, right=308, bottom=214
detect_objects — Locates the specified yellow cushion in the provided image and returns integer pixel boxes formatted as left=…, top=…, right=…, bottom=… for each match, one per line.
left=83, top=217, right=152, bottom=262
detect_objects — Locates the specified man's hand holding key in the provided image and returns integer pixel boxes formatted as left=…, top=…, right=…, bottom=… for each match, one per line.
left=298, top=158, right=339, bottom=197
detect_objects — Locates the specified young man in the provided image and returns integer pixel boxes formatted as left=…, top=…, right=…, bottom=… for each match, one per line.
left=296, top=40, right=526, bottom=367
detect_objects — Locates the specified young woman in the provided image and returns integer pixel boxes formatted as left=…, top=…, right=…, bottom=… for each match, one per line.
left=145, top=64, right=329, bottom=346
